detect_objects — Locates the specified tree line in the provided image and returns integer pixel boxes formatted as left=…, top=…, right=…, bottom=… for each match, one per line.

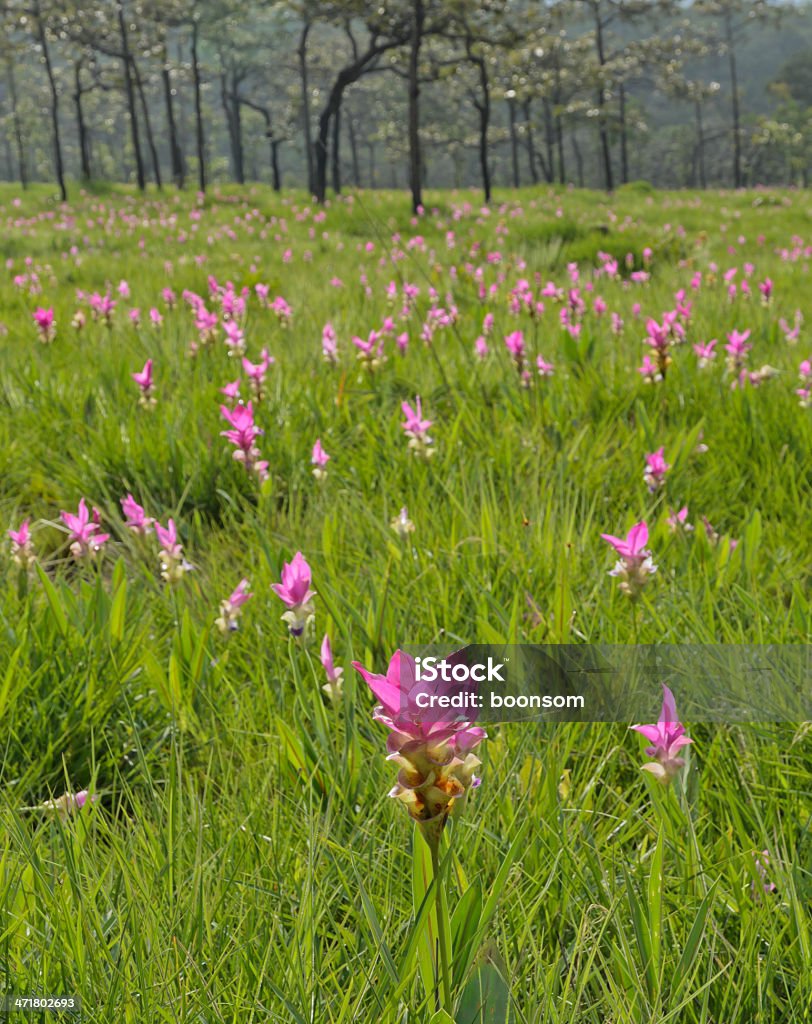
left=1, top=0, right=809, bottom=207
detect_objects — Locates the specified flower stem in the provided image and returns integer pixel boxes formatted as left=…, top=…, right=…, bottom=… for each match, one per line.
left=430, top=838, right=453, bottom=1011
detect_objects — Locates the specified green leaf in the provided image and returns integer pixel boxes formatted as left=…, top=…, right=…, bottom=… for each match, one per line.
left=412, top=828, right=441, bottom=1010
left=110, top=577, right=127, bottom=643
left=35, top=563, right=68, bottom=638
left=451, top=882, right=482, bottom=990
left=647, top=825, right=664, bottom=974
left=672, top=881, right=717, bottom=994
left=457, top=960, right=513, bottom=1024
left=429, top=1011, right=455, bottom=1024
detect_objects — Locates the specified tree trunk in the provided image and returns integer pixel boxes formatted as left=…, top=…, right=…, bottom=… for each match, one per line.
left=133, top=59, right=162, bottom=188
left=271, top=141, right=281, bottom=191
left=6, top=58, right=27, bottom=187
left=298, top=22, right=315, bottom=195
left=331, top=103, right=341, bottom=194
left=521, top=99, right=538, bottom=184
left=467, top=44, right=491, bottom=204
left=117, top=2, right=145, bottom=191
left=191, top=19, right=206, bottom=192
left=594, top=11, right=613, bottom=191
left=543, top=97, right=555, bottom=183
left=619, top=82, right=628, bottom=184
left=554, top=64, right=566, bottom=183
left=507, top=96, right=520, bottom=188
left=725, top=9, right=742, bottom=188
left=347, top=109, right=361, bottom=186
left=695, top=100, right=706, bottom=189
left=572, top=131, right=584, bottom=188
left=408, top=0, right=425, bottom=212
left=33, top=3, right=66, bottom=201
left=73, top=65, right=91, bottom=180
left=162, top=61, right=184, bottom=188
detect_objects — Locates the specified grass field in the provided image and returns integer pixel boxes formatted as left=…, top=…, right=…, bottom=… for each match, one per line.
left=0, top=182, right=810, bottom=1023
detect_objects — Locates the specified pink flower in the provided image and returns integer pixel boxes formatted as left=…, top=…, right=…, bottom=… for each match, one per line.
left=474, top=336, right=489, bottom=359
left=220, top=379, right=241, bottom=400
left=693, top=339, right=717, bottom=367
left=725, top=329, right=751, bottom=376
left=120, top=494, right=153, bottom=535
left=644, top=447, right=670, bottom=492
left=155, top=518, right=190, bottom=584
left=401, top=397, right=434, bottom=457
left=322, top=323, right=338, bottom=363
left=60, top=498, right=109, bottom=560
left=311, top=439, right=330, bottom=479
left=220, top=402, right=268, bottom=482
left=320, top=634, right=344, bottom=699
left=132, top=359, right=155, bottom=407
left=352, top=650, right=485, bottom=841
left=8, top=519, right=35, bottom=568
left=504, top=330, right=526, bottom=370
left=667, top=506, right=693, bottom=533
left=271, top=551, right=316, bottom=635
left=600, top=521, right=657, bottom=597
left=216, top=578, right=253, bottom=633
left=242, top=351, right=274, bottom=399
left=536, top=355, right=555, bottom=378
left=33, top=306, right=56, bottom=342
left=638, top=354, right=661, bottom=383
left=631, top=684, right=692, bottom=784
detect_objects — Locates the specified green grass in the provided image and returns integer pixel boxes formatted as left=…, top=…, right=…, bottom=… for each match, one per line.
left=0, top=182, right=810, bottom=1022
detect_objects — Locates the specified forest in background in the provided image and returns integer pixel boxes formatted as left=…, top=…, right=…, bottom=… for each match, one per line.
left=1, top=0, right=812, bottom=207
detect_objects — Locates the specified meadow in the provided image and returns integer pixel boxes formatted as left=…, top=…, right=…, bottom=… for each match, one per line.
left=0, top=181, right=810, bottom=1023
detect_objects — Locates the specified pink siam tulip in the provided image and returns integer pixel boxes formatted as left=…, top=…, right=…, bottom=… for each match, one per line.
left=536, top=355, right=555, bottom=378
left=155, top=518, right=191, bottom=584
left=270, top=295, right=292, bottom=325
left=32, top=307, right=56, bottom=343
left=8, top=519, right=35, bottom=568
left=320, top=634, right=344, bottom=700
left=89, top=292, right=116, bottom=325
left=401, top=397, right=434, bottom=458
left=272, top=551, right=316, bottom=636
left=638, top=354, right=662, bottom=384
left=220, top=402, right=269, bottom=482
left=223, top=320, right=246, bottom=356
left=352, top=650, right=486, bottom=843
left=504, top=330, right=526, bottom=375
left=132, top=358, right=156, bottom=408
left=353, top=330, right=385, bottom=371
left=322, top=323, right=338, bottom=363
left=725, top=329, right=751, bottom=378
left=796, top=359, right=811, bottom=408
left=644, top=447, right=670, bottom=492
left=41, top=789, right=97, bottom=822
left=311, top=438, right=330, bottom=480
left=693, top=339, right=717, bottom=368
left=474, top=336, right=489, bottom=360
left=120, top=494, right=153, bottom=535
left=242, top=350, right=274, bottom=401
left=631, top=684, right=692, bottom=784
left=758, top=279, right=773, bottom=306
left=643, top=318, right=672, bottom=378
left=60, top=498, right=109, bottom=560
left=215, top=578, right=253, bottom=634
left=667, top=506, right=693, bottom=534
left=751, top=850, right=777, bottom=900
left=600, top=520, right=657, bottom=598
left=391, top=506, right=415, bottom=539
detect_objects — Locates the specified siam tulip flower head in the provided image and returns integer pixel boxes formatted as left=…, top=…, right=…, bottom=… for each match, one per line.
left=33, top=306, right=56, bottom=342
left=60, top=498, right=109, bottom=560
left=644, top=446, right=670, bottom=492
left=638, top=354, right=662, bottom=384
left=693, top=338, right=717, bottom=367
left=751, top=849, right=777, bottom=900
left=631, top=683, right=692, bottom=784
left=320, top=634, right=344, bottom=700
left=401, top=398, right=434, bottom=458
left=132, top=358, right=156, bottom=407
left=322, top=322, right=338, bottom=363
left=220, top=379, right=241, bottom=400
left=352, top=649, right=486, bottom=844
left=120, top=494, right=153, bottom=535
left=536, top=354, right=555, bottom=378
left=272, top=551, right=316, bottom=636
left=504, top=330, right=526, bottom=368
left=667, top=506, right=693, bottom=534
left=41, top=788, right=98, bottom=822
left=155, top=518, right=191, bottom=584
left=601, top=520, right=657, bottom=598
left=311, top=438, right=330, bottom=480
left=215, top=578, right=253, bottom=634
left=8, top=519, right=35, bottom=568
left=391, top=506, right=415, bottom=539
left=474, top=335, right=489, bottom=359
left=220, top=402, right=268, bottom=482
